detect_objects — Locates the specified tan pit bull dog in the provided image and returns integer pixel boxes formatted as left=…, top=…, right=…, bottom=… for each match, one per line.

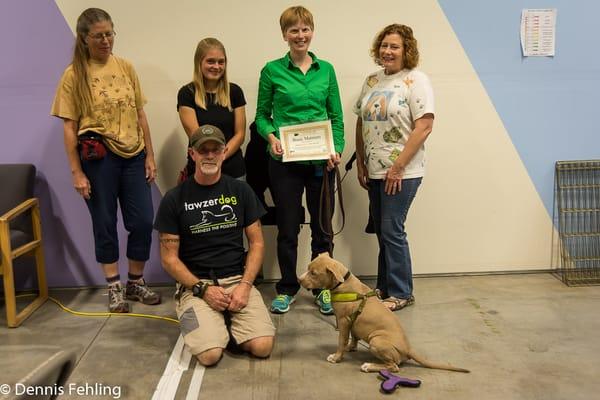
left=298, top=253, right=470, bottom=373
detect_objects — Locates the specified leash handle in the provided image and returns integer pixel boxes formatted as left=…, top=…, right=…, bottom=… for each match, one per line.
left=319, top=165, right=345, bottom=241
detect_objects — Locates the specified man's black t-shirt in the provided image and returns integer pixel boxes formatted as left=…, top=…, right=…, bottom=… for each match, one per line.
left=177, top=82, right=246, bottom=177
left=154, top=175, right=265, bottom=278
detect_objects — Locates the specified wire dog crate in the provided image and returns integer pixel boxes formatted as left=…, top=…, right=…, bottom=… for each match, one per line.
left=554, top=160, right=600, bottom=286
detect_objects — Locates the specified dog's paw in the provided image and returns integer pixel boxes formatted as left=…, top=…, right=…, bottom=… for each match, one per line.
left=360, top=363, right=373, bottom=372
left=327, top=353, right=342, bottom=363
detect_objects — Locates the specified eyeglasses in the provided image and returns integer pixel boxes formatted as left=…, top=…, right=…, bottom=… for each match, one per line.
left=88, top=31, right=116, bottom=41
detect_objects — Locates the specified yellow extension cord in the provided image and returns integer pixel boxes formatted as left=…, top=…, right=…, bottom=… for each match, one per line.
left=15, top=293, right=179, bottom=324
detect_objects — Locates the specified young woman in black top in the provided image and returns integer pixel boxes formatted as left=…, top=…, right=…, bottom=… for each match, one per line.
left=177, top=38, right=247, bottom=179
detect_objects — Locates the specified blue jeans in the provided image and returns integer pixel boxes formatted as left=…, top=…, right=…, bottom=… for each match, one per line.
left=81, top=150, right=153, bottom=264
left=368, top=178, right=422, bottom=299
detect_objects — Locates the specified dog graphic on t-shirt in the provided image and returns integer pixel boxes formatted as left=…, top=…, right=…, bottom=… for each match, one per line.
left=364, top=91, right=393, bottom=121
left=189, top=205, right=236, bottom=230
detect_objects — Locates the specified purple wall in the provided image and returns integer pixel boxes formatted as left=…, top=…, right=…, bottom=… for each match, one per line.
left=0, top=0, right=171, bottom=287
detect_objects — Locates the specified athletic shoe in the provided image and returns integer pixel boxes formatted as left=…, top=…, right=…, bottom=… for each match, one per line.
left=315, top=289, right=334, bottom=315
left=108, top=282, right=130, bottom=313
left=270, top=294, right=295, bottom=314
left=126, top=278, right=161, bottom=305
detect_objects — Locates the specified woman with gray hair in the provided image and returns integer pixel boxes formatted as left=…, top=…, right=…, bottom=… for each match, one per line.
left=51, top=8, right=160, bottom=313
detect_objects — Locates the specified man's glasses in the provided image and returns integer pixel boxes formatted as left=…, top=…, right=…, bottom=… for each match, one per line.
left=88, top=31, right=116, bottom=41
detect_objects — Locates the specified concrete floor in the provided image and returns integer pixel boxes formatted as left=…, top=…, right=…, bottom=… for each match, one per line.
left=1, top=273, right=599, bottom=400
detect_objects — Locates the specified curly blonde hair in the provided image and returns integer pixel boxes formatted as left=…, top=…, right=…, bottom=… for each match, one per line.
left=370, top=24, right=419, bottom=70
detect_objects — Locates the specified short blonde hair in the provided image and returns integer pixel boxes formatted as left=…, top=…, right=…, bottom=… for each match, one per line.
left=279, top=6, right=314, bottom=34
left=370, top=24, right=419, bottom=70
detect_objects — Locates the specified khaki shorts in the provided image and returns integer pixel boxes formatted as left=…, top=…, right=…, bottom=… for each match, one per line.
left=176, top=275, right=276, bottom=355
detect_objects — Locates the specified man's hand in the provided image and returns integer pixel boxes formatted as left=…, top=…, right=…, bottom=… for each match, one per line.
left=227, top=283, right=251, bottom=312
left=202, top=286, right=231, bottom=311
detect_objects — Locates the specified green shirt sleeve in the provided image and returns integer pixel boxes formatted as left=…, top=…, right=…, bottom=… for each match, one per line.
left=325, top=64, right=345, bottom=154
left=255, top=63, right=276, bottom=140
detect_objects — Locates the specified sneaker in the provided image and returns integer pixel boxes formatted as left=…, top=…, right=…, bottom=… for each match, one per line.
left=270, top=294, right=295, bottom=314
left=315, top=290, right=334, bottom=315
left=108, top=282, right=130, bottom=313
left=126, top=278, right=161, bottom=305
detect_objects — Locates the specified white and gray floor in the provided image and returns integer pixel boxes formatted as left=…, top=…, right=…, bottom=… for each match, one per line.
left=1, top=273, right=599, bottom=400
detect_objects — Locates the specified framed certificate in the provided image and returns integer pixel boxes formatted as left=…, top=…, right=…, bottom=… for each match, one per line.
left=279, top=120, right=336, bottom=162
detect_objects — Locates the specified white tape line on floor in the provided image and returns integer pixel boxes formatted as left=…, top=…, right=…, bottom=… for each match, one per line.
left=185, top=361, right=206, bottom=400
left=152, top=334, right=194, bottom=400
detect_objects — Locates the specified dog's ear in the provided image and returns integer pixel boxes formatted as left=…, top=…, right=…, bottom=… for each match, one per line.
left=325, top=258, right=348, bottom=284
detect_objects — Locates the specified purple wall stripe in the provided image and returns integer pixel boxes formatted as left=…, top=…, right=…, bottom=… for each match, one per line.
left=0, top=0, right=171, bottom=287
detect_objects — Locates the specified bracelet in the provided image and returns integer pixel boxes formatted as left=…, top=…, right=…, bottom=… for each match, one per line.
left=240, top=279, right=253, bottom=287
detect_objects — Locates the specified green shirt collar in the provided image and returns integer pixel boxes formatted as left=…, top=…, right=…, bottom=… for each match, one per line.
left=284, top=51, right=321, bottom=70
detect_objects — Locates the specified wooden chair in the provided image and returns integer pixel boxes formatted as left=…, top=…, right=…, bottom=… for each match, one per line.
left=0, top=164, right=48, bottom=327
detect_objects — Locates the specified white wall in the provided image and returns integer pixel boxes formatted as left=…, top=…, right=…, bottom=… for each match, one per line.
left=56, top=0, right=553, bottom=278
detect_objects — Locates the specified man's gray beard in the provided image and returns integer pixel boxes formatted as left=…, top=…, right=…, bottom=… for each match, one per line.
left=200, top=164, right=219, bottom=176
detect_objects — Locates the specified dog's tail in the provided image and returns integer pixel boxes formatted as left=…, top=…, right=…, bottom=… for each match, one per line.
left=407, top=350, right=470, bottom=373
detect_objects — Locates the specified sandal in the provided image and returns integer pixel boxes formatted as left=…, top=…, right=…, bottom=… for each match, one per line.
left=383, top=295, right=415, bottom=312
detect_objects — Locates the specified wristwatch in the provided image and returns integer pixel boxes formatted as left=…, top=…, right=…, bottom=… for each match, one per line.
left=191, top=281, right=209, bottom=298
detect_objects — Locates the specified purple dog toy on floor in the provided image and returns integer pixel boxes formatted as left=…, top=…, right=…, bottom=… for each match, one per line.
left=379, top=370, right=421, bottom=394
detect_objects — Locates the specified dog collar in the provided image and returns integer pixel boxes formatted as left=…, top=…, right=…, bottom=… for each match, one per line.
left=331, top=271, right=352, bottom=291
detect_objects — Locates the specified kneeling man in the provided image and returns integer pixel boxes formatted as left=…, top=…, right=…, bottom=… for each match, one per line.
left=155, top=125, right=275, bottom=366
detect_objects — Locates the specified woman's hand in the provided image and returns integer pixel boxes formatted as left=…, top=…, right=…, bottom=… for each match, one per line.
left=145, top=154, right=157, bottom=183
left=384, top=164, right=405, bottom=195
left=326, top=153, right=341, bottom=171
left=73, top=171, right=91, bottom=199
left=357, top=163, right=369, bottom=190
left=268, top=134, right=283, bottom=157
left=382, top=115, right=433, bottom=195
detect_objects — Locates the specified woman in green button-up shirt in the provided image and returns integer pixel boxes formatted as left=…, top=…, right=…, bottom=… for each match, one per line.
left=255, top=5, right=345, bottom=315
